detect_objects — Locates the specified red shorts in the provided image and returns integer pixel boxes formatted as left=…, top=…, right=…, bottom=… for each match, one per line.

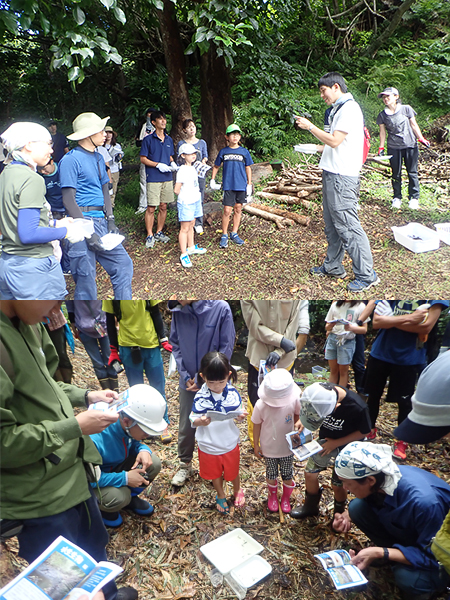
left=198, top=444, right=240, bottom=481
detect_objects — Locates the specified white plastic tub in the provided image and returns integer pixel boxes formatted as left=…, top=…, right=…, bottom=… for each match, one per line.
left=312, top=365, right=327, bottom=377
left=230, top=555, right=272, bottom=589
left=391, top=223, right=440, bottom=253
left=435, top=223, right=450, bottom=246
left=200, top=528, right=264, bottom=574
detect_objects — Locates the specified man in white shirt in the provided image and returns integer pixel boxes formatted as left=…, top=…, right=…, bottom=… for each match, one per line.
left=295, top=72, right=378, bottom=292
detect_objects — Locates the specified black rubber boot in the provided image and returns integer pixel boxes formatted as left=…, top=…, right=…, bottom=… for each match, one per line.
left=98, top=378, right=110, bottom=390
left=290, top=488, right=323, bottom=519
left=108, top=376, right=119, bottom=392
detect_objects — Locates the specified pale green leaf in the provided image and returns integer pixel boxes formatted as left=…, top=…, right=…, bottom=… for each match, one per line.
left=113, top=6, right=126, bottom=24
left=67, top=66, right=80, bottom=81
left=73, top=7, right=86, bottom=26
left=109, top=51, right=122, bottom=64
left=99, top=0, right=114, bottom=8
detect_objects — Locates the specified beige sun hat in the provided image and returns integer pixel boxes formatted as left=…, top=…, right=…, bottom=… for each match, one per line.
left=67, top=112, right=110, bottom=141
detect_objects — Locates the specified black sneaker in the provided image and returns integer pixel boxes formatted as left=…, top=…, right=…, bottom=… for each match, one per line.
left=310, top=265, right=346, bottom=278
left=116, top=587, right=138, bottom=600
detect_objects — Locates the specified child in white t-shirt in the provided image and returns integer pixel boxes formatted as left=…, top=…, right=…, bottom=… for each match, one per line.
left=252, top=369, right=301, bottom=514
left=174, top=143, right=206, bottom=268
left=190, top=351, right=247, bottom=514
left=325, top=301, right=369, bottom=388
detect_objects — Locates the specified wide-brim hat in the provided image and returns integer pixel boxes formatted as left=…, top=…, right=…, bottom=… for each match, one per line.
left=226, top=123, right=241, bottom=135
left=258, top=368, right=300, bottom=408
left=378, top=87, right=399, bottom=98
left=67, top=112, right=109, bottom=140
left=299, top=382, right=337, bottom=431
left=105, top=125, right=117, bottom=135
left=394, top=351, right=450, bottom=444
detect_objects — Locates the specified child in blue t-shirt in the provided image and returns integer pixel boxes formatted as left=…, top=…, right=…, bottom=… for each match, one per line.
left=210, top=124, right=253, bottom=248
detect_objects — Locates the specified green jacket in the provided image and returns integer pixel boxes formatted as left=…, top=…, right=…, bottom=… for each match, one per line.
left=0, top=311, right=102, bottom=519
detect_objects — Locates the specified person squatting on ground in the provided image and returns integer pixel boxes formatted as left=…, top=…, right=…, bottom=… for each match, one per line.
left=377, top=87, right=430, bottom=210
left=174, top=143, right=207, bottom=268
left=0, top=123, right=87, bottom=300
left=210, top=123, right=253, bottom=249
left=190, top=352, right=247, bottom=513
left=252, top=369, right=300, bottom=514
left=0, top=299, right=138, bottom=600
left=139, top=110, right=177, bottom=249
left=295, top=72, right=378, bottom=292
left=363, top=299, right=449, bottom=460
left=59, top=112, right=133, bottom=300
left=241, top=300, right=302, bottom=446
left=90, top=384, right=166, bottom=528
left=324, top=300, right=369, bottom=389
left=333, top=441, right=450, bottom=600
left=169, top=300, right=236, bottom=487
left=103, top=300, right=172, bottom=440
left=290, top=381, right=371, bottom=519
left=66, top=300, right=118, bottom=391
left=176, top=119, right=209, bottom=234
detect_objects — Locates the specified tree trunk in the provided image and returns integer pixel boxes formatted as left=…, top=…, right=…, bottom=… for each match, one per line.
left=200, top=47, right=233, bottom=161
left=363, top=0, right=418, bottom=57
left=157, top=0, right=192, bottom=144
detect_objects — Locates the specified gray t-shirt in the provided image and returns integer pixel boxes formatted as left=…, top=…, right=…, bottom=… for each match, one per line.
left=376, top=104, right=417, bottom=150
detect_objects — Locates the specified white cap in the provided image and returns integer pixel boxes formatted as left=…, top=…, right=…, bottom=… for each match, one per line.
left=299, top=382, right=337, bottom=431
left=178, top=143, right=197, bottom=156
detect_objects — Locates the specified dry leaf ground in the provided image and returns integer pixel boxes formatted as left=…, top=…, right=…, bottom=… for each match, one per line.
left=1, top=340, right=449, bottom=600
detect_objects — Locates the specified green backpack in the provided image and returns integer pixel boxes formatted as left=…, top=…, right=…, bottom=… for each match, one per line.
left=431, top=509, right=450, bottom=575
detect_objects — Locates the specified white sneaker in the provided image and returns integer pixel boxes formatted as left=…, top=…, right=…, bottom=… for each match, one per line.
left=171, top=462, right=194, bottom=486
left=408, top=198, right=419, bottom=209
left=392, top=198, right=402, bottom=209
left=135, top=206, right=147, bottom=215
left=194, top=225, right=204, bottom=234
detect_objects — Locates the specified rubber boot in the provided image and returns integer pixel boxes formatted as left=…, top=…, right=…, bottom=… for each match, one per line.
left=267, top=483, right=279, bottom=512
left=101, top=510, right=123, bottom=527
left=98, top=378, right=110, bottom=390
left=290, top=487, right=323, bottom=519
left=108, top=375, right=119, bottom=393
left=280, top=482, right=295, bottom=514
left=333, top=499, right=346, bottom=515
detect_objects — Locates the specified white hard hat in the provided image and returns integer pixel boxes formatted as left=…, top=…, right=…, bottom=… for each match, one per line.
left=178, top=142, right=197, bottom=156
left=121, top=384, right=167, bottom=435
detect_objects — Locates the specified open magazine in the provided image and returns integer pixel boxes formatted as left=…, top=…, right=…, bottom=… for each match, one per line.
left=314, top=549, right=368, bottom=590
left=206, top=409, right=244, bottom=422
left=285, top=429, right=323, bottom=461
left=0, top=535, right=122, bottom=600
left=88, top=389, right=131, bottom=414
left=326, top=318, right=351, bottom=325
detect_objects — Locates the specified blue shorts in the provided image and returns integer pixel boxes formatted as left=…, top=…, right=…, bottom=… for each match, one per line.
left=325, top=333, right=356, bottom=365
left=177, top=199, right=202, bottom=222
left=0, top=252, right=67, bottom=300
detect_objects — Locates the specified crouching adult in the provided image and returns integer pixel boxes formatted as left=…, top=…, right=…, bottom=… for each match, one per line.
left=333, top=441, right=450, bottom=600
left=90, top=384, right=166, bottom=527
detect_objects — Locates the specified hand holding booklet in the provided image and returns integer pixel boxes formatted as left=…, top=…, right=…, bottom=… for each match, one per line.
left=314, top=549, right=368, bottom=590
left=0, top=535, right=122, bottom=600
left=206, top=409, right=244, bottom=422
left=285, top=429, right=323, bottom=461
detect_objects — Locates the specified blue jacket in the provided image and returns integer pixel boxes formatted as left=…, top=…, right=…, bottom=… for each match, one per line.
left=169, top=301, right=235, bottom=390
left=90, top=419, right=151, bottom=488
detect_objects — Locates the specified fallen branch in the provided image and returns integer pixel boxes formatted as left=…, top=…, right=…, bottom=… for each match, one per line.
left=251, top=202, right=311, bottom=226
left=243, top=204, right=295, bottom=228
left=256, top=191, right=315, bottom=210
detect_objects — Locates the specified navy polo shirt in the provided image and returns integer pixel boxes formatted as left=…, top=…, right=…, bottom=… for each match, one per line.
left=140, top=131, right=174, bottom=183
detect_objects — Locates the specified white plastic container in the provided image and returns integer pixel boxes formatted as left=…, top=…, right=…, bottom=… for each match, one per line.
left=391, top=223, right=440, bottom=253
left=434, top=223, right=450, bottom=246
left=72, top=218, right=95, bottom=237
left=230, top=555, right=272, bottom=589
left=312, top=365, right=327, bottom=377
left=200, top=528, right=264, bottom=574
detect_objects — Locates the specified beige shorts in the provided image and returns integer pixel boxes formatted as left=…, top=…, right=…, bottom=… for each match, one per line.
left=146, top=181, right=174, bottom=207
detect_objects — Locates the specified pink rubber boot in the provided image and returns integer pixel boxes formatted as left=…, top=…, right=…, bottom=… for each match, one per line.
left=280, top=482, right=295, bottom=513
left=267, top=483, right=279, bottom=512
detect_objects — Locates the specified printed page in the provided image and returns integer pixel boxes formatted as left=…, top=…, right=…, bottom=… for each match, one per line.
left=88, top=390, right=131, bottom=414
left=314, top=550, right=367, bottom=590
left=206, top=409, right=244, bottom=422
left=286, top=431, right=322, bottom=461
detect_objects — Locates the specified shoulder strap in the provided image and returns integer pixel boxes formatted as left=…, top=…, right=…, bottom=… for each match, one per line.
left=112, top=300, right=122, bottom=322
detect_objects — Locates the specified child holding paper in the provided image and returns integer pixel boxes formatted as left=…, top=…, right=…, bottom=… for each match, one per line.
left=190, top=352, right=246, bottom=513
left=325, top=301, right=369, bottom=388
left=252, top=369, right=301, bottom=514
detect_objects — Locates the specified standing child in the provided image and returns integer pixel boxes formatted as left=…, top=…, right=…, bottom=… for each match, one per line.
left=190, top=352, right=246, bottom=513
left=377, top=87, right=430, bottom=210
left=174, top=143, right=207, bottom=268
left=210, top=123, right=253, bottom=248
left=252, top=369, right=301, bottom=514
left=325, top=300, right=369, bottom=389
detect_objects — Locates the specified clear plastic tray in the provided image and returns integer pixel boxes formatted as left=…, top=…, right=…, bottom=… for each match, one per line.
left=200, top=528, right=264, bottom=574
left=230, top=555, right=272, bottom=588
left=391, top=223, right=440, bottom=253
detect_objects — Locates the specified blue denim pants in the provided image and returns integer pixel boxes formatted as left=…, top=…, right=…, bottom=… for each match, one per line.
left=79, top=331, right=117, bottom=381
left=0, top=252, right=67, bottom=300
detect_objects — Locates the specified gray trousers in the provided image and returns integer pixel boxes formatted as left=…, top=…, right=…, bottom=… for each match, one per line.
left=177, top=387, right=197, bottom=464
left=322, top=170, right=374, bottom=283
left=138, top=163, right=147, bottom=209
left=95, top=452, right=161, bottom=512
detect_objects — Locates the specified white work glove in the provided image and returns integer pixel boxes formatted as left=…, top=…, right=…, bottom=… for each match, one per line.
left=210, top=179, right=221, bottom=190
left=415, top=303, right=431, bottom=324
left=156, top=163, right=172, bottom=173
left=246, top=183, right=253, bottom=203
left=64, top=220, right=90, bottom=244
left=170, top=161, right=179, bottom=172
left=375, top=300, right=394, bottom=317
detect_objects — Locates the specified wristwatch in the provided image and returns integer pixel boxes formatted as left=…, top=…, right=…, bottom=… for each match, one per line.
left=356, top=319, right=363, bottom=327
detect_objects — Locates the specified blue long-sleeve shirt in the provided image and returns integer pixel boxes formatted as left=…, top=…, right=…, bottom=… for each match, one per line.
left=169, top=301, right=235, bottom=390
left=368, top=465, right=450, bottom=570
left=90, top=419, right=151, bottom=489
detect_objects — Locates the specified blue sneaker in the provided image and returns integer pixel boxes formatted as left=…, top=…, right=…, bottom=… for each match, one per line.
left=126, top=496, right=154, bottom=516
left=187, top=244, right=207, bottom=255
left=101, top=511, right=123, bottom=527
left=145, top=235, right=155, bottom=248
left=180, top=253, right=192, bottom=268
left=310, top=264, right=346, bottom=278
left=219, top=234, right=228, bottom=249
left=155, top=231, right=170, bottom=243
left=230, top=232, right=244, bottom=246
left=347, top=271, right=380, bottom=292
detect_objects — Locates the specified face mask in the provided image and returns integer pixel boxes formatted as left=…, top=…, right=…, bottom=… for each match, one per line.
left=146, top=116, right=152, bottom=128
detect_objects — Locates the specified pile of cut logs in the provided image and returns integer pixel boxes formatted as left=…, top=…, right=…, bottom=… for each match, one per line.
left=243, top=161, right=322, bottom=228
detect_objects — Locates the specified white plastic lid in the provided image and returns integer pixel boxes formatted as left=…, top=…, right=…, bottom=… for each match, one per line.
left=230, top=555, right=272, bottom=589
